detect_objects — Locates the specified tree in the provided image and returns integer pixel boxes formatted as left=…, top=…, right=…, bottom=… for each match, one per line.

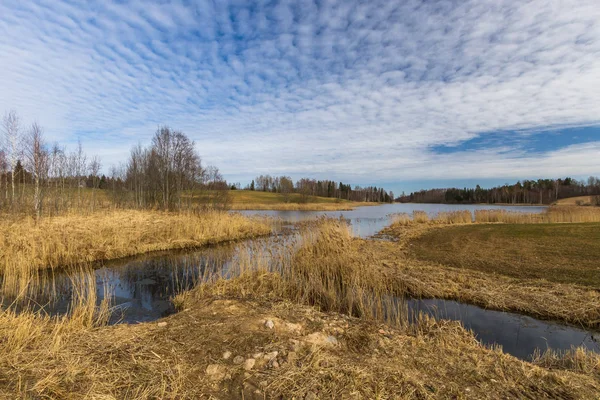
left=2, top=110, right=21, bottom=205
left=89, top=156, right=101, bottom=211
left=250, top=180, right=255, bottom=191
left=23, top=123, right=49, bottom=218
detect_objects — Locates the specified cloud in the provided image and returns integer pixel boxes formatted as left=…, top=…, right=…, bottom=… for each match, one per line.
left=0, top=0, right=599, bottom=189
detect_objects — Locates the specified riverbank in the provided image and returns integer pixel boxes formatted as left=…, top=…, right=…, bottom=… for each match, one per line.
left=379, top=212, right=600, bottom=329
left=5, top=286, right=598, bottom=399
left=2, top=213, right=599, bottom=398
left=224, top=190, right=379, bottom=211
left=0, top=210, right=273, bottom=296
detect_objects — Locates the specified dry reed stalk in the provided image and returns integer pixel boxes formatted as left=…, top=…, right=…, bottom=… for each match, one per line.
left=0, top=209, right=272, bottom=297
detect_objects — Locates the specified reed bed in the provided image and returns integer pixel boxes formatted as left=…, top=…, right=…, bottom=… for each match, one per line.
left=0, top=209, right=273, bottom=297
left=532, top=347, right=600, bottom=379
left=179, top=218, right=407, bottom=327
left=388, top=206, right=600, bottom=229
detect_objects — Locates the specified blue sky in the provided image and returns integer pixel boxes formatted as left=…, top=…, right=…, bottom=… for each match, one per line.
left=1, top=0, right=599, bottom=195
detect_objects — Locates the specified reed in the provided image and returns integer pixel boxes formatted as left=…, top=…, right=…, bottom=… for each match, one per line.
left=182, top=218, right=408, bottom=328
left=532, top=347, right=600, bottom=379
left=0, top=209, right=273, bottom=297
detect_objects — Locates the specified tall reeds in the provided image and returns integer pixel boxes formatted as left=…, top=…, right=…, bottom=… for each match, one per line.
left=0, top=209, right=273, bottom=296
left=389, top=206, right=600, bottom=228
left=184, top=218, right=408, bottom=327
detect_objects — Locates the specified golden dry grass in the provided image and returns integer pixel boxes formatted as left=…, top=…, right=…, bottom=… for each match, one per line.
left=2, top=216, right=599, bottom=398
left=2, top=220, right=599, bottom=398
left=554, top=195, right=596, bottom=206
left=229, top=202, right=369, bottom=211
left=379, top=220, right=600, bottom=328
left=0, top=209, right=273, bottom=297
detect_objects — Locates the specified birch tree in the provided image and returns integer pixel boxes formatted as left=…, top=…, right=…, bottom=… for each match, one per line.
left=2, top=110, right=21, bottom=205
left=23, top=123, right=49, bottom=218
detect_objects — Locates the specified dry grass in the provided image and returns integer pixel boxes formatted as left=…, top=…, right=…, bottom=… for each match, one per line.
left=379, top=220, right=600, bottom=328
left=2, top=220, right=599, bottom=398
left=390, top=206, right=600, bottom=227
left=554, top=195, right=596, bottom=206
left=229, top=202, right=369, bottom=211
left=0, top=209, right=273, bottom=297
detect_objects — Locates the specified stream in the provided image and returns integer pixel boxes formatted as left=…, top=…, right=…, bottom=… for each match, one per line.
left=5, top=204, right=599, bottom=361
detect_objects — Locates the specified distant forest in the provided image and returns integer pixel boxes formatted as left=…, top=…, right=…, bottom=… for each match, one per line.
left=398, top=177, right=600, bottom=205
left=237, top=175, right=393, bottom=203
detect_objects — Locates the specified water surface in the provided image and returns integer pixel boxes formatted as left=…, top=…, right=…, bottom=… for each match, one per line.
left=239, top=203, right=547, bottom=237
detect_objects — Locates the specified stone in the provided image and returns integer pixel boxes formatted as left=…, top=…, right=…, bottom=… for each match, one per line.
left=243, top=358, right=256, bottom=371
left=233, top=356, right=245, bottom=365
left=157, top=322, right=167, bottom=327
left=264, top=351, right=278, bottom=361
left=271, top=360, right=280, bottom=369
left=252, top=352, right=265, bottom=359
left=206, top=364, right=227, bottom=381
left=264, top=320, right=275, bottom=329
left=222, top=351, right=232, bottom=360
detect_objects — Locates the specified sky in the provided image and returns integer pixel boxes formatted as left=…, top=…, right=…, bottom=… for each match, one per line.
left=1, top=0, right=599, bottom=194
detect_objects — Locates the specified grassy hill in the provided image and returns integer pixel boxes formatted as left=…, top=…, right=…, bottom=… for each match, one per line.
left=225, top=190, right=373, bottom=210
left=554, top=196, right=597, bottom=206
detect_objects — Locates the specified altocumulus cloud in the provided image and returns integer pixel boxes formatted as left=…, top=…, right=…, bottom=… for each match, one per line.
left=1, top=0, right=599, bottom=188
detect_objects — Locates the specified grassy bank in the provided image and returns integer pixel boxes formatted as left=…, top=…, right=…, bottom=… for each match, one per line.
left=408, top=223, right=600, bottom=287
left=224, top=190, right=377, bottom=210
left=379, top=213, right=600, bottom=328
left=0, top=210, right=273, bottom=296
left=1, top=220, right=598, bottom=399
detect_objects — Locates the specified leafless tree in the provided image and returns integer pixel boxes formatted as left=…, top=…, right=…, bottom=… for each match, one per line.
left=0, top=150, right=7, bottom=207
left=2, top=110, right=21, bottom=204
left=75, top=139, right=87, bottom=207
left=23, top=123, right=49, bottom=218
left=89, top=156, right=101, bottom=211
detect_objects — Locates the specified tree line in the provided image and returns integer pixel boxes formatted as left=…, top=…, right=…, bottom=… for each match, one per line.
left=245, top=175, right=393, bottom=203
left=0, top=110, right=229, bottom=217
left=398, top=177, right=600, bottom=205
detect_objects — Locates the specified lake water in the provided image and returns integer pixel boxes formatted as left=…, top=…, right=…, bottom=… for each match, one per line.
left=238, top=203, right=548, bottom=237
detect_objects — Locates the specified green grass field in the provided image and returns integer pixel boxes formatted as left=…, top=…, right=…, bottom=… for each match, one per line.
left=408, top=223, right=600, bottom=287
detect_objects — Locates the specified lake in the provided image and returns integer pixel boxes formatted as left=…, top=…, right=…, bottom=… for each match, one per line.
left=238, top=203, right=547, bottom=237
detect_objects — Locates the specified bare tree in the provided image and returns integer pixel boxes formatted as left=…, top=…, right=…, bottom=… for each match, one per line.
left=89, top=156, right=101, bottom=211
left=75, top=139, right=87, bottom=208
left=2, top=110, right=21, bottom=205
left=23, top=123, right=49, bottom=218
left=0, top=150, right=7, bottom=207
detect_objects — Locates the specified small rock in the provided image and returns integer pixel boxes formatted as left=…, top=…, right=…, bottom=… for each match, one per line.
left=223, top=351, right=232, bottom=360
left=265, top=320, right=275, bottom=329
left=271, top=360, right=280, bottom=369
left=264, top=351, right=279, bottom=361
left=233, top=356, right=245, bottom=365
left=243, top=358, right=256, bottom=371
left=206, top=364, right=227, bottom=381
left=252, top=352, right=264, bottom=359
left=157, top=322, right=167, bottom=327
